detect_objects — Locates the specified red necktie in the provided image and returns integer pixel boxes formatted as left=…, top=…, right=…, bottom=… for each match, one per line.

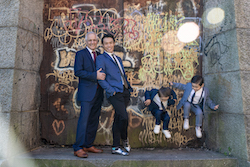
left=93, top=51, right=99, bottom=89
left=92, top=51, right=96, bottom=62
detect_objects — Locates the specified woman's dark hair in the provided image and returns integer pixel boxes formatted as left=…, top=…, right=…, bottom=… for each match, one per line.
left=191, top=75, right=204, bottom=86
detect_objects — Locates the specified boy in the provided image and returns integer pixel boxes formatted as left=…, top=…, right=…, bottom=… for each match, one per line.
left=144, top=87, right=177, bottom=138
left=170, top=75, right=219, bottom=138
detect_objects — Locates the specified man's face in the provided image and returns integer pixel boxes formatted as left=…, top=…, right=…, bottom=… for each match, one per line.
left=192, top=83, right=204, bottom=92
left=86, top=33, right=98, bottom=50
left=102, top=37, right=115, bottom=53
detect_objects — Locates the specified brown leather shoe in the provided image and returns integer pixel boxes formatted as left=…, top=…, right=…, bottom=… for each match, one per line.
left=83, top=146, right=103, bottom=153
left=74, top=149, right=88, bottom=158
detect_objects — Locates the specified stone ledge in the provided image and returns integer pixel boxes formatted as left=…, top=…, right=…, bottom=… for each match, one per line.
left=0, top=147, right=238, bottom=167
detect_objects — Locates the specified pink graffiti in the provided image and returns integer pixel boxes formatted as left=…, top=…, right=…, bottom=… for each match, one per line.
left=59, top=8, right=139, bottom=39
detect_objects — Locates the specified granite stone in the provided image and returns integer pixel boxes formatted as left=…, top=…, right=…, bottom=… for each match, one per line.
left=15, top=28, right=43, bottom=72
left=237, top=28, right=250, bottom=71
left=203, top=29, right=239, bottom=74
left=203, top=0, right=236, bottom=37
left=0, top=69, right=14, bottom=113
left=203, top=72, right=243, bottom=114
left=234, top=0, right=250, bottom=28
left=0, top=27, right=18, bottom=69
left=11, top=70, right=40, bottom=112
left=0, top=0, right=19, bottom=27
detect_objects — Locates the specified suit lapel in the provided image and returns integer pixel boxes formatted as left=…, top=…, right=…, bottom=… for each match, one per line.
left=151, top=90, right=158, bottom=100
left=103, top=52, right=119, bottom=66
left=85, top=48, right=95, bottom=69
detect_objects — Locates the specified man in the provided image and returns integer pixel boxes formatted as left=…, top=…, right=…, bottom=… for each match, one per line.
left=96, top=34, right=133, bottom=156
left=73, top=32, right=105, bottom=158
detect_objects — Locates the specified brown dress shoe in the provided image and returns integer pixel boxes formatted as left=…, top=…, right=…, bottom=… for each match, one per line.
left=74, top=149, right=88, bottom=158
left=83, top=146, right=103, bottom=153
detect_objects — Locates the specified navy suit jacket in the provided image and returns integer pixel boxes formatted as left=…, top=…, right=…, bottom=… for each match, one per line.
left=96, top=52, right=132, bottom=99
left=145, top=89, right=177, bottom=112
left=172, top=82, right=216, bottom=111
left=74, top=48, right=103, bottom=102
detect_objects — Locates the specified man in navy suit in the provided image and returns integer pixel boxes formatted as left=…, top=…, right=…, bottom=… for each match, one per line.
left=96, top=34, right=133, bottom=156
left=73, top=32, right=106, bottom=158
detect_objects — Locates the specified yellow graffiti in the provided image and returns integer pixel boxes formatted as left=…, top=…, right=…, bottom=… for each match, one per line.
left=53, top=98, right=68, bottom=113
left=52, top=119, right=65, bottom=136
left=44, top=7, right=123, bottom=49
left=54, top=83, right=75, bottom=94
left=138, top=48, right=199, bottom=86
left=57, top=49, right=76, bottom=68
left=139, top=117, right=165, bottom=145
left=97, top=116, right=113, bottom=145
left=44, top=2, right=202, bottom=147
left=46, top=69, right=78, bottom=85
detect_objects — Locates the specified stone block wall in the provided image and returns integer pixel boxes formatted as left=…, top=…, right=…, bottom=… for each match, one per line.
left=0, top=0, right=43, bottom=155
left=203, top=0, right=250, bottom=166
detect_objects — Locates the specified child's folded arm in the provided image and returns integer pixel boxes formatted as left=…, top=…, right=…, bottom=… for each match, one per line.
left=172, top=82, right=186, bottom=90
left=145, top=90, right=151, bottom=100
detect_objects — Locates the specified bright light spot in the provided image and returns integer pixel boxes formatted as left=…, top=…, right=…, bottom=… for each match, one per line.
left=177, top=22, right=199, bottom=43
left=202, top=8, right=225, bottom=29
left=0, top=104, right=36, bottom=167
left=207, top=8, right=225, bottom=24
left=161, top=31, right=185, bottom=54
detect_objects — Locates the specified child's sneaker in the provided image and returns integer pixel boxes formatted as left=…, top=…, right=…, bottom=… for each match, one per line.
left=183, top=119, right=189, bottom=130
left=162, top=130, right=171, bottom=138
left=154, top=125, right=160, bottom=134
left=195, top=126, right=202, bottom=138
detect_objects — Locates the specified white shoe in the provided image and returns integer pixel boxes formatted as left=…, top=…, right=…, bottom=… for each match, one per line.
left=183, top=119, right=189, bottom=130
left=122, top=139, right=131, bottom=152
left=154, top=125, right=160, bottom=134
left=195, top=126, right=202, bottom=138
left=162, top=130, right=171, bottom=138
left=112, top=147, right=129, bottom=156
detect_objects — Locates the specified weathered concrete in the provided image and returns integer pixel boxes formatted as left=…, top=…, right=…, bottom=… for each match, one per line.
left=0, top=147, right=238, bottom=167
left=0, top=0, right=43, bottom=154
left=0, top=112, right=10, bottom=159
left=203, top=0, right=250, bottom=166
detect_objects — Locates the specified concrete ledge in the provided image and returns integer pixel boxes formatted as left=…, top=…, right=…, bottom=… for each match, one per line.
left=1, top=147, right=238, bottom=167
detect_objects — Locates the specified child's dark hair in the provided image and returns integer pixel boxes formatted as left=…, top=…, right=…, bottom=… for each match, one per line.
left=191, top=75, right=204, bottom=86
left=101, top=33, right=115, bottom=44
left=158, top=87, right=171, bottom=97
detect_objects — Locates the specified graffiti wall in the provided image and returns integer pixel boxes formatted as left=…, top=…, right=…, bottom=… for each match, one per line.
left=40, top=0, right=203, bottom=147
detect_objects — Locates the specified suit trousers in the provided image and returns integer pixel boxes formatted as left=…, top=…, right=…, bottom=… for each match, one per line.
left=183, top=101, right=203, bottom=127
left=108, top=87, right=130, bottom=147
left=73, top=87, right=103, bottom=151
left=151, top=109, right=170, bottom=130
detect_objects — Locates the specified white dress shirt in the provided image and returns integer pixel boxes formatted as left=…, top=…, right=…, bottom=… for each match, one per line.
left=86, top=47, right=96, bottom=61
left=153, top=93, right=168, bottom=110
left=188, top=88, right=204, bottom=104
left=105, top=52, right=125, bottom=85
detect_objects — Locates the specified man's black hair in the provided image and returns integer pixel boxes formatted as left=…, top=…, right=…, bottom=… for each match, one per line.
left=101, top=33, right=115, bottom=44
left=191, top=75, right=204, bottom=86
left=158, top=87, right=172, bottom=97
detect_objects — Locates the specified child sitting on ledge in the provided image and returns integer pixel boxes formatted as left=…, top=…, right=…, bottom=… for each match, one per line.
left=144, top=86, right=177, bottom=138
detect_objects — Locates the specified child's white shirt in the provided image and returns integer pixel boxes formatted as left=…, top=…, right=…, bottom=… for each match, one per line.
left=188, top=88, right=204, bottom=104
left=153, top=94, right=168, bottom=110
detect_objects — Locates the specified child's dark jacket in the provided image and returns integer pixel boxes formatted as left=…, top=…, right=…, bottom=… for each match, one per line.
left=145, top=89, right=177, bottom=111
